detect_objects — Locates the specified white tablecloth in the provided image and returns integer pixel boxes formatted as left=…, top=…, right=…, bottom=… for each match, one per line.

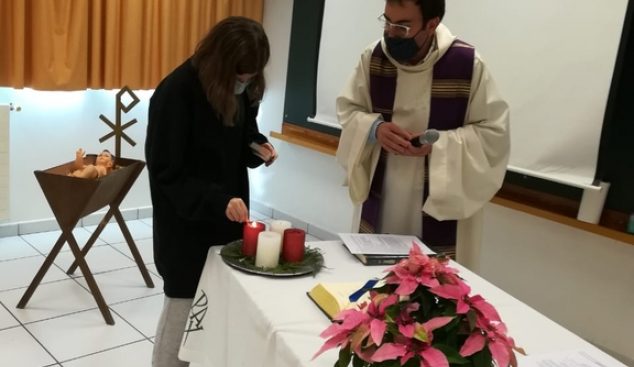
left=178, top=241, right=605, bottom=367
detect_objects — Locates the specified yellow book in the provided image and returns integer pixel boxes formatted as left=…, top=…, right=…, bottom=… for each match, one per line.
left=307, top=281, right=375, bottom=320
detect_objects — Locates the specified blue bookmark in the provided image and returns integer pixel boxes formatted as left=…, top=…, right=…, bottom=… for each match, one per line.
left=348, top=279, right=379, bottom=302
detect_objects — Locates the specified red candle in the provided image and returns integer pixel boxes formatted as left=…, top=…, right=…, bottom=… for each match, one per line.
left=282, top=228, right=306, bottom=263
left=242, top=221, right=265, bottom=256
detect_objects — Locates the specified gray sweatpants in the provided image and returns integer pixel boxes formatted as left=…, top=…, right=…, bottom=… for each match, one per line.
left=152, top=296, right=193, bottom=367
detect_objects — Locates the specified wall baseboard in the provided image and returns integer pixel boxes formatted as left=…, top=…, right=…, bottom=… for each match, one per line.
left=0, top=201, right=337, bottom=241
left=251, top=200, right=338, bottom=240
left=0, top=206, right=154, bottom=237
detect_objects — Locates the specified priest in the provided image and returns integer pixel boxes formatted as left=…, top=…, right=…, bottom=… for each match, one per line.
left=336, top=0, right=510, bottom=272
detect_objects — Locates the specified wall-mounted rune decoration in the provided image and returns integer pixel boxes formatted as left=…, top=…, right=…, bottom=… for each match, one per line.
left=99, top=86, right=140, bottom=158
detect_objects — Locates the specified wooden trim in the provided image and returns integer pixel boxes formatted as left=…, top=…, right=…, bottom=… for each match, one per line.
left=271, top=123, right=634, bottom=245
left=270, top=122, right=338, bottom=156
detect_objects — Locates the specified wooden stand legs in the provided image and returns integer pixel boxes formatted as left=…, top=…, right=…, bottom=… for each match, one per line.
left=16, top=206, right=154, bottom=326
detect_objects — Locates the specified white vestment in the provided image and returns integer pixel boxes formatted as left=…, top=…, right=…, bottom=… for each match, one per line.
left=335, top=24, right=510, bottom=273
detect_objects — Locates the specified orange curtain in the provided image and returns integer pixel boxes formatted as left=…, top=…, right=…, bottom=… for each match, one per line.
left=0, top=0, right=264, bottom=91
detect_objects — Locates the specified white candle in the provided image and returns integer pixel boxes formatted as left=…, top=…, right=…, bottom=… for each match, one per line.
left=270, top=220, right=292, bottom=235
left=255, top=231, right=282, bottom=268
left=270, top=220, right=292, bottom=253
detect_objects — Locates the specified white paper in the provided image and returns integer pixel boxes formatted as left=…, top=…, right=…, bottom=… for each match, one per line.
left=518, top=349, right=627, bottom=367
left=338, top=233, right=435, bottom=255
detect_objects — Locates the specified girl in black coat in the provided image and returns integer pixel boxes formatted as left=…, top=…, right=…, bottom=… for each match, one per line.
left=145, top=16, right=277, bottom=367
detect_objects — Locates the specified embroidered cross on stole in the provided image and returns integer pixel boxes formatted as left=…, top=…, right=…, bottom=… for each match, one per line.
left=359, top=40, right=475, bottom=256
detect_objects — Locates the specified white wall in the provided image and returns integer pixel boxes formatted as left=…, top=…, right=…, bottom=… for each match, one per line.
left=481, top=203, right=634, bottom=365
left=254, top=0, right=355, bottom=234
left=257, top=1, right=634, bottom=365
left=0, top=88, right=152, bottom=226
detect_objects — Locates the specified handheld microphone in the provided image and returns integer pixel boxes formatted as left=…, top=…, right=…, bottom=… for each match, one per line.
left=410, top=129, right=440, bottom=147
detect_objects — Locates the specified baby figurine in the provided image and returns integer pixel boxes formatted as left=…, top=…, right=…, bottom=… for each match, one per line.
left=68, top=149, right=115, bottom=179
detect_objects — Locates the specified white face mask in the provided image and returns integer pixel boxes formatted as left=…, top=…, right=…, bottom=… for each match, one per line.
left=235, top=79, right=252, bottom=95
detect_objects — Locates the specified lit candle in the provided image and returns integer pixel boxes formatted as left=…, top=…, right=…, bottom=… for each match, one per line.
left=270, top=220, right=292, bottom=253
left=255, top=231, right=282, bottom=268
left=282, top=228, right=306, bottom=263
left=242, top=221, right=265, bottom=257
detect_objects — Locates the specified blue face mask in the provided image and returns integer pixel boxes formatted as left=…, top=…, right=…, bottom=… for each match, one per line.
left=235, top=79, right=252, bottom=95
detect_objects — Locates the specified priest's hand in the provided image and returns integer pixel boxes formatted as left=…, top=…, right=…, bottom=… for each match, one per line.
left=376, top=122, right=412, bottom=154
left=226, top=198, right=249, bottom=223
left=402, top=133, right=433, bottom=157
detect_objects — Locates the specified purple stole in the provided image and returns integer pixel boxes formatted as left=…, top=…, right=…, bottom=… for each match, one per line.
left=359, top=40, right=475, bottom=255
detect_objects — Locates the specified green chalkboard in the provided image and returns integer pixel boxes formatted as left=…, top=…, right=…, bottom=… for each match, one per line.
left=282, top=0, right=634, bottom=215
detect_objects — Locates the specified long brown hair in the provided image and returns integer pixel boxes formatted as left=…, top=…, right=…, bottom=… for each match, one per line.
left=191, top=16, right=270, bottom=126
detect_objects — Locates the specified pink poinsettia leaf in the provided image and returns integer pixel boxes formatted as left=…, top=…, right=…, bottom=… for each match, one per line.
left=423, top=316, right=454, bottom=333
left=489, top=339, right=511, bottom=367
left=312, top=331, right=350, bottom=360
left=401, top=351, right=416, bottom=365
left=379, top=294, right=399, bottom=314
left=410, top=241, right=423, bottom=256
left=357, top=345, right=378, bottom=363
left=419, top=276, right=441, bottom=288
left=395, top=278, right=419, bottom=296
left=318, top=322, right=343, bottom=338
left=456, top=298, right=471, bottom=314
left=429, top=285, right=464, bottom=300
left=338, top=310, right=370, bottom=330
left=399, top=323, right=415, bottom=338
left=459, top=333, right=486, bottom=357
left=372, top=343, right=408, bottom=362
left=370, top=319, right=387, bottom=346
left=470, top=296, right=502, bottom=322
left=333, top=308, right=361, bottom=323
left=420, top=347, right=450, bottom=367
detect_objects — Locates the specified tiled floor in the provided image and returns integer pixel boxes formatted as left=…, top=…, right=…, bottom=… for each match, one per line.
left=0, top=211, right=322, bottom=367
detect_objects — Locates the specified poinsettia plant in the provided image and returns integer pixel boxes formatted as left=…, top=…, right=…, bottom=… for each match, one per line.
left=313, top=243, right=525, bottom=367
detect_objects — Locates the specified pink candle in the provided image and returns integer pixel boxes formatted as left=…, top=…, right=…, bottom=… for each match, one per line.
left=242, top=221, right=265, bottom=256
left=282, top=228, right=306, bottom=263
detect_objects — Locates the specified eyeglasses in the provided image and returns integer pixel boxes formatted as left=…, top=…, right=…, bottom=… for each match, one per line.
left=378, top=14, right=411, bottom=37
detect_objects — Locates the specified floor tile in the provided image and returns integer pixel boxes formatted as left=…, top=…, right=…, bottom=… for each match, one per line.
left=110, top=294, right=163, bottom=338
left=75, top=267, right=163, bottom=305
left=61, top=340, right=154, bottom=367
left=26, top=309, right=145, bottom=362
left=0, top=279, right=97, bottom=324
left=21, top=228, right=106, bottom=256
left=0, top=303, right=19, bottom=330
left=110, top=238, right=154, bottom=265
left=140, top=218, right=153, bottom=227
left=53, top=245, right=136, bottom=278
left=147, top=263, right=162, bottom=279
left=84, top=220, right=153, bottom=245
left=0, top=256, right=69, bottom=292
left=0, top=326, right=57, bottom=367
left=0, top=235, right=41, bottom=262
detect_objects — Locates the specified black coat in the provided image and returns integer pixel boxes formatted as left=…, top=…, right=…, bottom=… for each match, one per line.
left=145, top=59, right=268, bottom=298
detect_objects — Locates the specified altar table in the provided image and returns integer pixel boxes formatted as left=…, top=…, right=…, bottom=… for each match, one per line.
left=179, top=241, right=616, bottom=367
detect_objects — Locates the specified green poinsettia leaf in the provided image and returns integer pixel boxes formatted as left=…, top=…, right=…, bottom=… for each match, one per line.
left=352, top=354, right=366, bottom=367
left=472, top=344, right=493, bottom=367
left=442, top=300, right=458, bottom=316
left=434, top=344, right=470, bottom=364
left=339, top=345, right=352, bottom=367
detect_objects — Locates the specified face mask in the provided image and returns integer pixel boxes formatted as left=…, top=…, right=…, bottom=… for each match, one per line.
left=384, top=29, right=425, bottom=62
left=235, top=79, right=252, bottom=95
